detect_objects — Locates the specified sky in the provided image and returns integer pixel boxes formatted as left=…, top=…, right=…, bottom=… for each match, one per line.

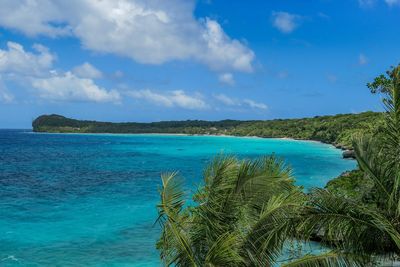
left=0, top=0, right=399, bottom=128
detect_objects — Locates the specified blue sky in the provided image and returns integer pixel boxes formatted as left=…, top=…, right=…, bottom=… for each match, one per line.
left=0, top=0, right=399, bottom=128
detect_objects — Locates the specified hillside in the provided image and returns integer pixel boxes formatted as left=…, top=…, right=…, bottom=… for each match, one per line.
left=32, top=112, right=384, bottom=149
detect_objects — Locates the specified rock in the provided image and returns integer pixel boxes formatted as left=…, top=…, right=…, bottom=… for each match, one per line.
left=340, top=171, right=351, bottom=177
left=342, top=150, right=356, bottom=159
left=335, top=144, right=343, bottom=149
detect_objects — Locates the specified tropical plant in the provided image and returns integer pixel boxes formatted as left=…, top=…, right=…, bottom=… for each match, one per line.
left=156, top=155, right=363, bottom=266
left=300, top=65, right=400, bottom=265
left=156, top=155, right=310, bottom=266
left=155, top=65, right=400, bottom=266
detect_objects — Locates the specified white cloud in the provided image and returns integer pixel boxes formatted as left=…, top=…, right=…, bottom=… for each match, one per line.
left=128, top=89, right=208, bottom=110
left=0, top=41, right=118, bottom=103
left=359, top=53, right=368, bottom=65
left=0, top=0, right=254, bottom=72
left=243, top=99, right=268, bottom=110
left=200, top=19, right=254, bottom=72
left=385, top=0, right=400, bottom=6
left=271, top=11, right=302, bottom=34
left=213, top=93, right=239, bottom=106
left=72, top=62, right=102, bottom=79
left=0, top=1, right=71, bottom=37
left=32, top=72, right=120, bottom=103
left=218, top=73, right=235, bottom=86
left=214, top=93, right=268, bottom=110
left=0, top=41, right=55, bottom=76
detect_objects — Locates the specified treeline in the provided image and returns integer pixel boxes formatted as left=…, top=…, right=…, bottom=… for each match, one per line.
left=32, top=111, right=384, bottom=148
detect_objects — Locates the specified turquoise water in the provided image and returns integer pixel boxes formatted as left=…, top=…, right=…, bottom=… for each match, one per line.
left=0, top=130, right=356, bottom=266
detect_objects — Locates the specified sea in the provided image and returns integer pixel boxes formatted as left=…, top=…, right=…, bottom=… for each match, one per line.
left=0, top=130, right=356, bottom=266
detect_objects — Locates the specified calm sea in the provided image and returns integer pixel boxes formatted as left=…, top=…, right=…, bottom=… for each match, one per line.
left=0, top=130, right=356, bottom=266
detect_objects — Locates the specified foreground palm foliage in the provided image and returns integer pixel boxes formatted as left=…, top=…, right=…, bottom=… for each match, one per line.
left=302, top=65, right=400, bottom=264
left=156, top=155, right=309, bottom=266
left=156, top=156, right=356, bottom=266
left=156, top=64, right=400, bottom=266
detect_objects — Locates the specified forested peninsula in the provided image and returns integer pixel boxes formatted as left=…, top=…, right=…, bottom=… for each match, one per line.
left=32, top=111, right=383, bottom=151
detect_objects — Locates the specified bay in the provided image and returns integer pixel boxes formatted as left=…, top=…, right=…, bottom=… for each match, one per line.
left=0, top=130, right=356, bottom=266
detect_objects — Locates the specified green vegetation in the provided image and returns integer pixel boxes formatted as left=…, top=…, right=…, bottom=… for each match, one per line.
left=156, top=64, right=400, bottom=266
left=32, top=111, right=384, bottom=149
left=156, top=155, right=350, bottom=266
left=325, top=170, right=372, bottom=200
left=302, top=64, right=400, bottom=264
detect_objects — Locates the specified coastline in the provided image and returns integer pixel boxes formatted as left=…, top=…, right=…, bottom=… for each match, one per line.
left=30, top=130, right=353, bottom=158
left=30, top=130, right=326, bottom=143
left=31, top=112, right=380, bottom=160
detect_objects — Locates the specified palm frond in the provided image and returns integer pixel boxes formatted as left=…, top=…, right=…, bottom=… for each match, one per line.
left=242, top=191, right=306, bottom=265
left=156, top=172, right=198, bottom=266
left=204, top=232, right=244, bottom=266
left=156, top=172, right=186, bottom=224
left=281, top=251, right=362, bottom=267
left=303, top=189, right=400, bottom=255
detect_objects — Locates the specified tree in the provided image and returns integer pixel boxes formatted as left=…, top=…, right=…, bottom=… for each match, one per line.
left=301, top=65, right=400, bottom=264
left=154, top=65, right=400, bottom=266
left=367, top=66, right=398, bottom=94
left=156, top=155, right=358, bottom=266
left=156, top=155, right=306, bottom=266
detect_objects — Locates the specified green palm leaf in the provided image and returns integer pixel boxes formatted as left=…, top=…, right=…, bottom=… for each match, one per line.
left=282, top=251, right=362, bottom=267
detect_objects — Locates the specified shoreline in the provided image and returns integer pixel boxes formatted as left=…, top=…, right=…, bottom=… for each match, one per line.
left=30, top=130, right=353, bottom=157
left=30, top=130, right=324, bottom=143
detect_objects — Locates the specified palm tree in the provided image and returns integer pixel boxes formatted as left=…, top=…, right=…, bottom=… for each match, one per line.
left=156, top=155, right=307, bottom=266
left=300, top=65, right=400, bottom=264
left=156, top=155, right=358, bottom=266
left=154, top=65, right=400, bottom=266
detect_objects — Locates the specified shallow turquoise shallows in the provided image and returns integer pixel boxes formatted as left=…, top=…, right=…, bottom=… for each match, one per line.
left=0, top=130, right=356, bottom=266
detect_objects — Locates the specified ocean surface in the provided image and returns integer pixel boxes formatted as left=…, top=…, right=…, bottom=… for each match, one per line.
left=0, top=130, right=356, bottom=266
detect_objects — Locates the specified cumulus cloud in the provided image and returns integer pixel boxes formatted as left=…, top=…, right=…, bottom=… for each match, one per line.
left=128, top=89, right=208, bottom=110
left=218, top=73, right=235, bottom=86
left=0, top=41, right=55, bottom=76
left=214, top=93, right=267, bottom=110
left=0, top=1, right=71, bottom=37
left=32, top=72, right=120, bottom=103
left=199, top=19, right=254, bottom=72
left=0, top=0, right=254, bottom=72
left=0, top=41, right=118, bottom=103
left=72, top=62, right=103, bottom=79
left=359, top=53, right=368, bottom=65
left=271, top=11, right=302, bottom=34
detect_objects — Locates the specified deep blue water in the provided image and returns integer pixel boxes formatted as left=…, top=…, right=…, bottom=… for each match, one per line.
left=0, top=130, right=356, bottom=266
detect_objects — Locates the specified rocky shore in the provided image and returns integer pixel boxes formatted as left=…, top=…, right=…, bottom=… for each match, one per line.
left=333, top=143, right=356, bottom=159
